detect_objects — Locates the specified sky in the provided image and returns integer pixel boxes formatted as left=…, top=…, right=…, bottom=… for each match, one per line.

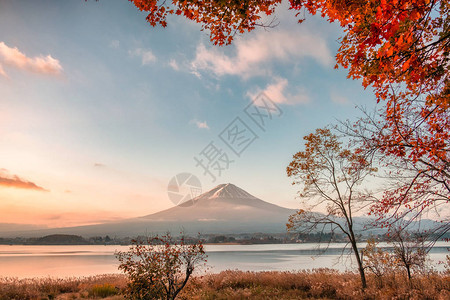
left=0, top=0, right=377, bottom=227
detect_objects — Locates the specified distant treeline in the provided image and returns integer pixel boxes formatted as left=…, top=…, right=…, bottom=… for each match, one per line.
left=0, top=232, right=338, bottom=245
left=0, top=234, right=125, bottom=245
left=1, top=231, right=448, bottom=245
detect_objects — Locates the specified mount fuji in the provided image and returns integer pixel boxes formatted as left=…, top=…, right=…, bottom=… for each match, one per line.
left=144, top=183, right=295, bottom=223
left=1, top=183, right=298, bottom=237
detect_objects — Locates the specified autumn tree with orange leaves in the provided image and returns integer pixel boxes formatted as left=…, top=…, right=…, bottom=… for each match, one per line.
left=286, top=128, right=377, bottom=289
left=128, top=0, right=449, bottom=231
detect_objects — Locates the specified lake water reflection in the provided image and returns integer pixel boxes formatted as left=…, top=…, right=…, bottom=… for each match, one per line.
left=0, top=242, right=447, bottom=278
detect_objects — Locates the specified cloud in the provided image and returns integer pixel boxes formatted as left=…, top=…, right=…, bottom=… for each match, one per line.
left=190, top=119, right=210, bottom=129
left=94, top=163, right=106, bottom=168
left=109, top=40, right=120, bottom=49
left=248, top=77, right=310, bottom=105
left=129, top=48, right=156, bottom=65
left=0, top=64, right=7, bottom=78
left=191, top=29, right=332, bottom=78
left=0, top=42, right=63, bottom=77
left=330, top=93, right=350, bottom=105
left=169, top=59, right=179, bottom=71
left=0, top=169, right=48, bottom=192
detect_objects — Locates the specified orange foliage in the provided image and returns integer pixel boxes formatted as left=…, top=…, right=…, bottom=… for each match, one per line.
left=129, top=0, right=281, bottom=45
left=288, top=2, right=449, bottom=206
left=115, top=233, right=207, bottom=299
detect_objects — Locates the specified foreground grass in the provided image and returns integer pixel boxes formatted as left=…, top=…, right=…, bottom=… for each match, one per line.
left=0, top=275, right=126, bottom=300
left=1, top=270, right=449, bottom=300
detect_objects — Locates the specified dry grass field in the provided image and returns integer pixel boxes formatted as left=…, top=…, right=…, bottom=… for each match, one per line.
left=1, top=269, right=449, bottom=300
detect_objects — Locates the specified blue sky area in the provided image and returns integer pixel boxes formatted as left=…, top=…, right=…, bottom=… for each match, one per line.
left=0, top=0, right=376, bottom=227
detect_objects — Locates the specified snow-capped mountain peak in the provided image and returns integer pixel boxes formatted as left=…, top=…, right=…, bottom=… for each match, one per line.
left=198, top=183, right=259, bottom=200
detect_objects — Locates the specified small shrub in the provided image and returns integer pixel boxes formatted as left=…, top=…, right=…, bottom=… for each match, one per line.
left=116, top=233, right=207, bottom=300
left=363, top=238, right=397, bottom=287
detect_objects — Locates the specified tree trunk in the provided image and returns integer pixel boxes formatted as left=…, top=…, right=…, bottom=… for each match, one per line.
left=172, top=269, right=192, bottom=300
left=406, top=264, right=412, bottom=282
left=350, top=238, right=367, bottom=289
left=356, top=255, right=367, bottom=289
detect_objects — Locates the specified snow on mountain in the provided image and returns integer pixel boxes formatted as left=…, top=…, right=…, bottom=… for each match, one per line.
left=199, top=183, right=259, bottom=200
left=140, top=183, right=295, bottom=222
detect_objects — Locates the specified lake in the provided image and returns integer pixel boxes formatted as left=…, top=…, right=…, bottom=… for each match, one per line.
left=0, top=242, right=448, bottom=278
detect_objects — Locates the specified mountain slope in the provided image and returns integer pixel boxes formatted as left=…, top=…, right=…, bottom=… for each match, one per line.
left=143, top=183, right=294, bottom=222
left=1, top=183, right=297, bottom=237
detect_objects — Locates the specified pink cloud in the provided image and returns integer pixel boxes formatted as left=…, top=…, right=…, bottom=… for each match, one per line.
left=0, top=169, right=49, bottom=192
left=190, top=119, right=210, bottom=129
left=0, top=42, right=63, bottom=77
left=0, top=63, right=7, bottom=78
left=248, top=77, right=310, bottom=105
